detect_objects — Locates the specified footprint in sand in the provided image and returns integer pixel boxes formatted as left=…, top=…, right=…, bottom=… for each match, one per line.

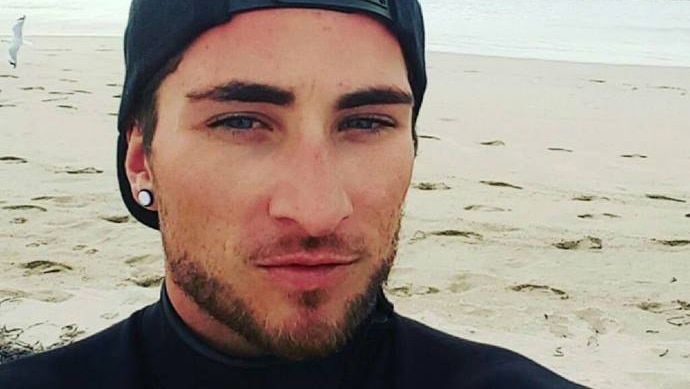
left=32, top=195, right=71, bottom=203
left=413, top=182, right=450, bottom=191
left=59, top=167, right=103, bottom=175
left=0, top=156, right=28, bottom=164
left=635, top=300, right=690, bottom=314
left=480, top=140, right=505, bottom=146
left=100, top=215, right=131, bottom=224
left=480, top=181, right=523, bottom=190
left=0, top=289, right=29, bottom=303
left=2, top=205, right=47, bottom=212
left=20, top=261, right=73, bottom=276
left=464, top=205, right=510, bottom=212
left=449, top=273, right=498, bottom=294
left=574, top=308, right=617, bottom=348
left=621, top=154, right=648, bottom=159
left=72, top=245, right=99, bottom=255
left=10, top=217, right=28, bottom=225
left=510, top=284, right=570, bottom=300
left=637, top=300, right=690, bottom=327
left=101, top=312, right=120, bottom=321
left=577, top=213, right=621, bottom=220
left=548, top=147, right=574, bottom=153
left=667, top=316, right=690, bottom=327
left=129, top=275, right=165, bottom=288
left=652, top=239, right=690, bottom=248
left=573, top=195, right=610, bottom=202
left=431, top=230, right=483, bottom=239
left=553, top=236, right=603, bottom=250
left=544, top=314, right=572, bottom=338
left=385, top=283, right=440, bottom=298
left=646, top=194, right=686, bottom=203
left=26, top=290, right=73, bottom=303
left=653, top=85, right=687, bottom=93
left=25, top=238, right=52, bottom=248
left=125, top=255, right=155, bottom=266
left=411, top=230, right=484, bottom=244
left=125, top=255, right=165, bottom=288
left=576, top=308, right=615, bottom=335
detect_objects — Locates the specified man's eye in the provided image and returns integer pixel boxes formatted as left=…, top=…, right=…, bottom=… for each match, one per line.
left=207, top=115, right=265, bottom=131
left=339, top=117, right=395, bottom=132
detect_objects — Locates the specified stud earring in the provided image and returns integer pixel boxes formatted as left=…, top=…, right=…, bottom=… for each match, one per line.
left=137, top=189, right=154, bottom=208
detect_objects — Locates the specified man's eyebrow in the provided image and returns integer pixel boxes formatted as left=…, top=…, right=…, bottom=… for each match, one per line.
left=186, top=81, right=295, bottom=106
left=336, top=87, right=414, bottom=110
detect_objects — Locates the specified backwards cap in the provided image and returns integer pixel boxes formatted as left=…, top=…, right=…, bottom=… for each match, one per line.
left=117, top=0, right=427, bottom=230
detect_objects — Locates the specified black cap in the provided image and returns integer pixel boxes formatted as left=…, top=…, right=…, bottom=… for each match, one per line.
left=117, top=0, right=427, bottom=230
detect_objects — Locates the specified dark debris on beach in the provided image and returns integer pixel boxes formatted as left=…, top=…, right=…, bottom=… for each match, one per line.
left=0, top=325, right=84, bottom=365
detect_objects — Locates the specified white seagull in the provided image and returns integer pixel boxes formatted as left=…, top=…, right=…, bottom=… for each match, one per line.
left=8, top=15, right=26, bottom=68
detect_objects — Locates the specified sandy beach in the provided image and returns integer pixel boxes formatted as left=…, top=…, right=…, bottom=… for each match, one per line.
left=1, top=36, right=688, bottom=388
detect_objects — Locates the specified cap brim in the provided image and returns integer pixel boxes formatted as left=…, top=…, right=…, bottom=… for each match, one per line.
left=117, top=133, right=160, bottom=230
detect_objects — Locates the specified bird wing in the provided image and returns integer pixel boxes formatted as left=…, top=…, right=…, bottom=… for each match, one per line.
left=12, top=17, right=25, bottom=42
left=9, top=41, right=20, bottom=61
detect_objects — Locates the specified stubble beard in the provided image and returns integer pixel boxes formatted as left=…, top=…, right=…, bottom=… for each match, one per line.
left=161, top=210, right=402, bottom=360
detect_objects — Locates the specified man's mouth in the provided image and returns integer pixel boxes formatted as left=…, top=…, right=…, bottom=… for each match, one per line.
left=256, top=253, right=358, bottom=290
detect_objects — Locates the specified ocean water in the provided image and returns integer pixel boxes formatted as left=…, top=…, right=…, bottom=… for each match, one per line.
left=1, top=0, right=689, bottom=67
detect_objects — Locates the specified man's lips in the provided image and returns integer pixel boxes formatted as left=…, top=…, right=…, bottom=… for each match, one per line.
left=255, top=253, right=358, bottom=290
left=253, top=252, right=359, bottom=267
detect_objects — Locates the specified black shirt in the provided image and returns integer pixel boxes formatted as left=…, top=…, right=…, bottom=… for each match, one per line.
left=0, top=288, right=585, bottom=388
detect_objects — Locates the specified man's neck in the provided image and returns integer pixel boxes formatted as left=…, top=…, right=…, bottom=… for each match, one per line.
left=164, top=279, right=266, bottom=358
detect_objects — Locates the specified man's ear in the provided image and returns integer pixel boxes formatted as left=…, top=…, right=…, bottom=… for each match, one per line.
left=125, top=124, right=157, bottom=210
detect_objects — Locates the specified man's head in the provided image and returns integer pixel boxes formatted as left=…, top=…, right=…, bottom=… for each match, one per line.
left=118, top=0, right=426, bottom=360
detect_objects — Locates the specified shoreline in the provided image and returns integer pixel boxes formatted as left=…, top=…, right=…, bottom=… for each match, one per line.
left=2, top=34, right=690, bottom=69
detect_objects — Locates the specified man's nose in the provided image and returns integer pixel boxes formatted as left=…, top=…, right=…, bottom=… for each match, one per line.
left=268, top=139, right=353, bottom=237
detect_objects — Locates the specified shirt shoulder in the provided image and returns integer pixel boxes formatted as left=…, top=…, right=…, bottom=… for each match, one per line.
left=391, top=314, right=587, bottom=389
left=0, top=306, right=152, bottom=389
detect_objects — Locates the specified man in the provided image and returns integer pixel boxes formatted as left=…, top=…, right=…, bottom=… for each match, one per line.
left=0, top=0, right=585, bottom=387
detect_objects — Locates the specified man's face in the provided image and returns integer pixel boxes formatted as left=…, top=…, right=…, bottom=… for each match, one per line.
left=147, top=9, right=414, bottom=359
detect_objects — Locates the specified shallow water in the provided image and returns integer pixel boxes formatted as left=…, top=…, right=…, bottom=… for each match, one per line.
left=1, top=0, right=689, bottom=66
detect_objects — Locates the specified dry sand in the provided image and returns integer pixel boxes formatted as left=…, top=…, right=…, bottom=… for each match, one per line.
left=1, top=36, right=689, bottom=388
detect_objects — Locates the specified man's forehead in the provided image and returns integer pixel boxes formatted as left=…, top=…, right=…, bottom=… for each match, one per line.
left=191, top=8, right=399, bottom=54
left=165, top=8, right=409, bottom=97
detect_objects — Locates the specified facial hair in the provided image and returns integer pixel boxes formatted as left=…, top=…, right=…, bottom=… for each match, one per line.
left=162, top=216, right=401, bottom=360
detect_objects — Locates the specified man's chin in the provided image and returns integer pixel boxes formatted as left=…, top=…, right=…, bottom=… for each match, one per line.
left=262, top=319, right=346, bottom=360
left=235, top=286, right=374, bottom=359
